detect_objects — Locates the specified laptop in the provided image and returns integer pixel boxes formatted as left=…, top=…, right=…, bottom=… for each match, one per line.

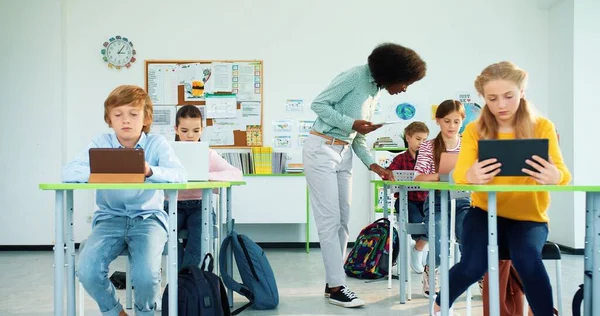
left=478, top=139, right=548, bottom=176
left=88, top=148, right=146, bottom=183
left=170, top=141, right=210, bottom=181
left=438, top=152, right=459, bottom=181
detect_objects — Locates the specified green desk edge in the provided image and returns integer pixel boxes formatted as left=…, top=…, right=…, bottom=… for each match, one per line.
left=39, top=181, right=237, bottom=190
left=370, top=180, right=600, bottom=192
left=243, top=173, right=304, bottom=177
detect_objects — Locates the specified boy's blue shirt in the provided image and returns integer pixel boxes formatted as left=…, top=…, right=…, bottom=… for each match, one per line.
left=62, top=132, right=187, bottom=230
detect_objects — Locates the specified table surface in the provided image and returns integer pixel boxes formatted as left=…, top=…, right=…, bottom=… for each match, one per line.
left=371, top=180, right=600, bottom=192
left=39, top=181, right=245, bottom=190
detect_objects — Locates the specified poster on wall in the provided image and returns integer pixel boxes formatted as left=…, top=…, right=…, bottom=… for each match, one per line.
left=285, top=99, right=304, bottom=111
left=456, top=91, right=482, bottom=133
left=395, top=102, right=416, bottom=120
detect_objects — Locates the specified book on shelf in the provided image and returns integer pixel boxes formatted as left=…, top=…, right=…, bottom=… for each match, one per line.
left=373, top=136, right=398, bottom=148
left=220, top=147, right=298, bottom=175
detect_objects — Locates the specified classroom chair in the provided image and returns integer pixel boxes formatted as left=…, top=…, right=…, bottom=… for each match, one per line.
left=496, top=241, right=563, bottom=316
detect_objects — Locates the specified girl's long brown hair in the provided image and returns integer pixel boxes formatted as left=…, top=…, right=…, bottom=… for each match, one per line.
left=433, top=100, right=465, bottom=172
left=474, top=61, right=536, bottom=140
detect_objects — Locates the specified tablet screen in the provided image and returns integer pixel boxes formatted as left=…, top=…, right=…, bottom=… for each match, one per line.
left=478, top=139, right=548, bottom=177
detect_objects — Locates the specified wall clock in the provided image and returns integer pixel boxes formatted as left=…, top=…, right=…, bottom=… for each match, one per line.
left=101, top=35, right=136, bottom=69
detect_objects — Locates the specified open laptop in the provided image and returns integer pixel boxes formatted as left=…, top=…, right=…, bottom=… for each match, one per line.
left=89, top=148, right=146, bottom=183
left=170, top=141, right=210, bottom=181
left=438, top=152, right=459, bottom=182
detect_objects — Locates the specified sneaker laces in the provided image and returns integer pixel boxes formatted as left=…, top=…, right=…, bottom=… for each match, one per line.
left=341, top=287, right=358, bottom=300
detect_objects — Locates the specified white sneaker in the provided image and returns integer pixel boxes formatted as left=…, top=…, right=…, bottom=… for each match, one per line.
left=411, top=246, right=425, bottom=274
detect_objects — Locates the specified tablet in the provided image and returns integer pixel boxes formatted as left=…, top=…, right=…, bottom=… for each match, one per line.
left=89, top=148, right=146, bottom=183
left=438, top=152, right=459, bottom=175
left=478, top=139, right=548, bottom=177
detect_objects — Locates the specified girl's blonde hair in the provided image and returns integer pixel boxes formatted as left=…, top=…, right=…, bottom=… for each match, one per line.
left=474, top=61, right=536, bottom=140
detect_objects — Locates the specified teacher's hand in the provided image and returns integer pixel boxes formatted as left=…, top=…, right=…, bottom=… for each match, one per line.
left=522, top=155, right=561, bottom=185
left=370, top=164, right=395, bottom=180
left=466, top=158, right=501, bottom=184
left=353, top=120, right=382, bottom=135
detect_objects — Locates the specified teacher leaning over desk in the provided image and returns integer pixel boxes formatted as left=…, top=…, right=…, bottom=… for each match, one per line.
left=302, top=42, right=427, bottom=308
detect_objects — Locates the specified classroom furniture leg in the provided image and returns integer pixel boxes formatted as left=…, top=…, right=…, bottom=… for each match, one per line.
left=487, top=192, right=500, bottom=316
left=166, top=190, right=179, bottom=316
left=585, top=191, right=600, bottom=316
left=383, top=185, right=393, bottom=289
left=226, top=187, right=234, bottom=308
left=440, top=190, right=450, bottom=315
left=306, top=186, right=310, bottom=254
left=397, top=185, right=407, bottom=303
left=54, top=190, right=65, bottom=316
left=65, top=190, right=76, bottom=316
left=428, top=189, right=436, bottom=311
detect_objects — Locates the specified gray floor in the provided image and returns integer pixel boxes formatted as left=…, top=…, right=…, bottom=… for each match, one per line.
left=0, top=249, right=584, bottom=315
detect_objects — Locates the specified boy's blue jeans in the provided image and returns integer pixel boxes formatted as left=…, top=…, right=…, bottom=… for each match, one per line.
left=394, top=199, right=426, bottom=240
left=77, top=214, right=166, bottom=316
left=422, top=191, right=470, bottom=268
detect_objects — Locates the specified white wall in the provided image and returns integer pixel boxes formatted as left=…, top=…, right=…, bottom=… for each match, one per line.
left=1, top=0, right=553, bottom=245
left=0, top=0, right=65, bottom=245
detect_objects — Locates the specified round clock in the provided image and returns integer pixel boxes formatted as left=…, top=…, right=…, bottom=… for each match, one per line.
left=101, top=35, right=136, bottom=69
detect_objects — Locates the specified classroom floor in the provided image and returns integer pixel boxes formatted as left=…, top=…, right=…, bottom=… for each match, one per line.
left=0, top=248, right=583, bottom=316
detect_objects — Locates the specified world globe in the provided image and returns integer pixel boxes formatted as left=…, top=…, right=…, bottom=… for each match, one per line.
left=461, top=103, right=482, bottom=133
left=395, top=103, right=416, bottom=120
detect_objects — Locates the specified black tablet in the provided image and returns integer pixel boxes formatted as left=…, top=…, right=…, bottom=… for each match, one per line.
left=478, top=139, right=549, bottom=176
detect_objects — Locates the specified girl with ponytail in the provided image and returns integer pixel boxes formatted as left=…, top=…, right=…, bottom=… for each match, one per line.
left=413, top=100, right=471, bottom=297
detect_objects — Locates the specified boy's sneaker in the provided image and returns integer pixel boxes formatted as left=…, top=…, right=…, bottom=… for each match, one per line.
left=328, top=286, right=365, bottom=308
left=411, top=246, right=425, bottom=274
left=324, top=283, right=330, bottom=298
left=422, top=266, right=440, bottom=298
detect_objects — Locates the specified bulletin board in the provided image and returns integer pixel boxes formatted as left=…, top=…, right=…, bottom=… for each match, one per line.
left=144, top=60, right=264, bottom=148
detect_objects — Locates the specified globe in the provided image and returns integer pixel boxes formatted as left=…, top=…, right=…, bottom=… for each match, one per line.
left=461, top=103, right=482, bottom=133
left=395, top=103, right=416, bottom=120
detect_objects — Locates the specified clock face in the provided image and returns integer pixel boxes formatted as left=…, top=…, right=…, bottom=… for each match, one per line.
left=101, top=36, right=136, bottom=69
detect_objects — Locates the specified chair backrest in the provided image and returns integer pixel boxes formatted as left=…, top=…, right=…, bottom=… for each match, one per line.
left=391, top=170, right=423, bottom=193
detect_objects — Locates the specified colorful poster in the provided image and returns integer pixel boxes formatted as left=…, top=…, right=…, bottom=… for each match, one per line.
left=297, top=120, right=314, bottom=133
left=273, top=119, right=293, bottom=132
left=274, top=136, right=292, bottom=148
left=286, top=99, right=303, bottom=111
left=395, top=103, right=416, bottom=120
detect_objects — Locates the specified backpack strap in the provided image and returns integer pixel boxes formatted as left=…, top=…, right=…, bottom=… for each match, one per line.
left=219, top=231, right=255, bottom=315
left=201, top=253, right=215, bottom=272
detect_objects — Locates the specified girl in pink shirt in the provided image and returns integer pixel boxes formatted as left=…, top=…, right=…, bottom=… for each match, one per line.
left=167, top=105, right=243, bottom=269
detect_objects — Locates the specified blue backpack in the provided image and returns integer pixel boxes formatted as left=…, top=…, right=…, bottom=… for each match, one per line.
left=162, top=253, right=231, bottom=316
left=219, top=228, right=279, bottom=315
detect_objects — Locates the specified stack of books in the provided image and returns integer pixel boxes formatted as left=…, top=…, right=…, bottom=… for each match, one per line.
left=286, top=163, right=304, bottom=174
left=373, top=137, right=398, bottom=148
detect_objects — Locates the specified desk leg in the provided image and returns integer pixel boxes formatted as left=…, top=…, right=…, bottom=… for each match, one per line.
left=587, top=192, right=600, bottom=316
left=428, top=189, right=436, bottom=311
left=226, top=187, right=234, bottom=308
left=487, top=192, right=500, bottom=316
left=440, top=190, right=450, bottom=316
left=54, top=190, right=65, bottom=316
left=385, top=184, right=393, bottom=289
left=306, top=186, right=310, bottom=254
left=166, top=190, right=179, bottom=316
left=65, top=190, right=76, bottom=316
left=403, top=187, right=412, bottom=301
left=383, top=185, right=389, bottom=220
left=584, top=192, right=593, bottom=316
left=201, top=189, right=211, bottom=261
left=398, top=186, right=407, bottom=304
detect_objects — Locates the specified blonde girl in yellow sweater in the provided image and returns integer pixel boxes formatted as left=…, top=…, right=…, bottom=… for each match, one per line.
left=432, top=61, right=571, bottom=315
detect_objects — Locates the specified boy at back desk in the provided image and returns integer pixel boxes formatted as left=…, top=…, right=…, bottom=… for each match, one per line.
left=387, top=121, right=430, bottom=274
left=62, top=85, right=187, bottom=316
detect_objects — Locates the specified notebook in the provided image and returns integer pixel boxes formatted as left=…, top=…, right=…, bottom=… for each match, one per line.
left=170, top=141, right=209, bottom=181
left=88, top=148, right=146, bottom=183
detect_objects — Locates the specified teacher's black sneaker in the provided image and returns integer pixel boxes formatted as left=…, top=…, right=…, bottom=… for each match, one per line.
left=328, top=286, right=365, bottom=308
left=324, top=283, right=331, bottom=298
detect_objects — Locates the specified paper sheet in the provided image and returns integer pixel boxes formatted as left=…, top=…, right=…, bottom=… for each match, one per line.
left=205, top=95, right=237, bottom=119
left=298, top=120, right=315, bottom=133
left=179, top=63, right=212, bottom=101
left=274, top=136, right=292, bottom=148
left=234, top=63, right=260, bottom=101
left=286, top=99, right=303, bottom=111
left=203, top=121, right=235, bottom=146
left=150, top=106, right=177, bottom=141
left=147, top=64, right=178, bottom=105
left=210, top=62, right=233, bottom=92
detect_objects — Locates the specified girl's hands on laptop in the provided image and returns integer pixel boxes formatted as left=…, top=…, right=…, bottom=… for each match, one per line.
left=144, top=162, right=153, bottom=177
left=522, top=155, right=561, bottom=185
left=466, top=158, right=502, bottom=184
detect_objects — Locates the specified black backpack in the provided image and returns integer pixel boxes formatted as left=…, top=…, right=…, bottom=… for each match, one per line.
left=162, top=253, right=231, bottom=316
